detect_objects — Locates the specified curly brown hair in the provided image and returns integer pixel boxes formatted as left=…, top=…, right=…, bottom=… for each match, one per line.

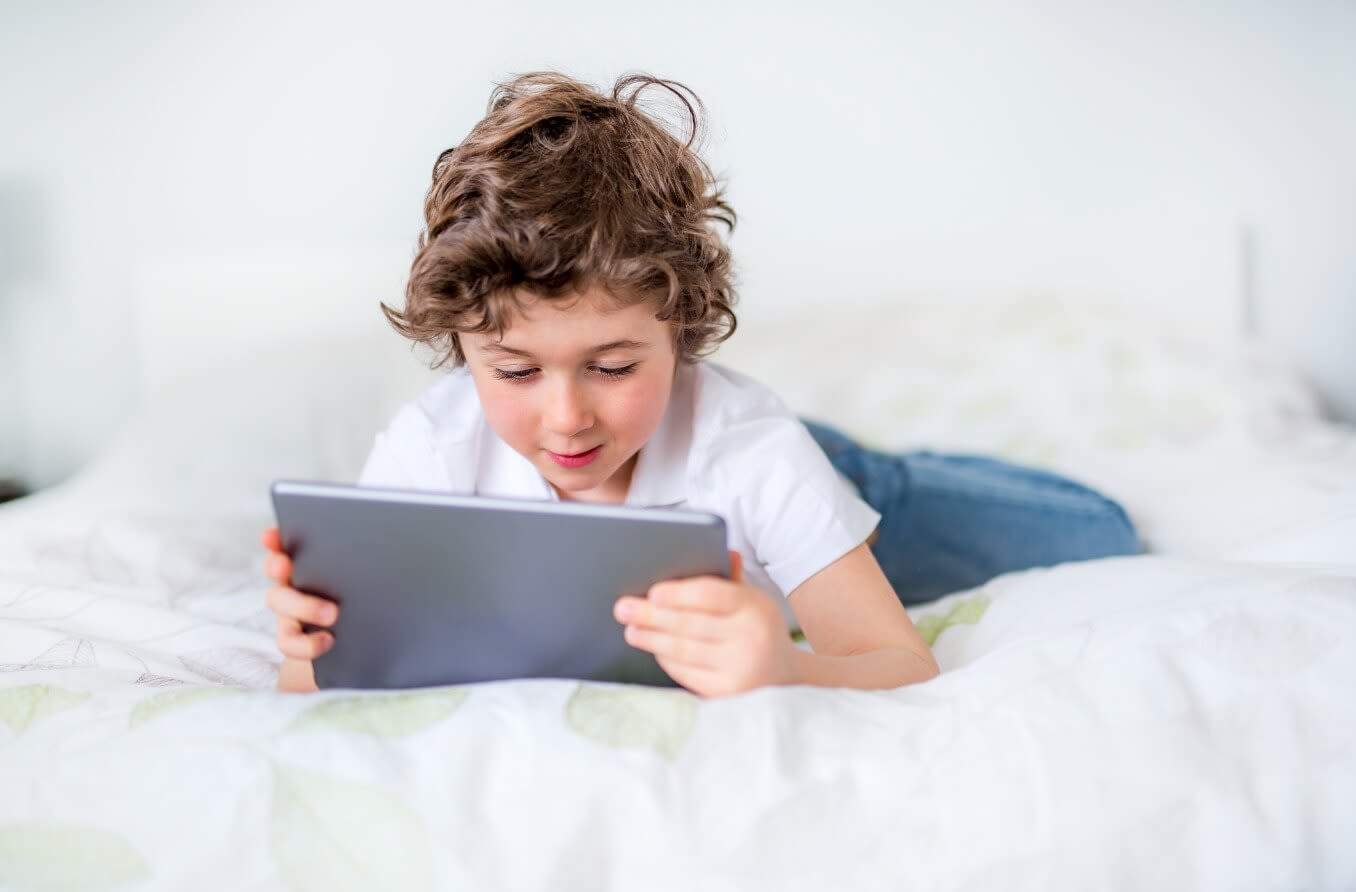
left=381, top=71, right=738, bottom=368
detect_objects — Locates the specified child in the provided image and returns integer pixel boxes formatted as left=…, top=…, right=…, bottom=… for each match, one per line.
left=262, top=71, right=1137, bottom=696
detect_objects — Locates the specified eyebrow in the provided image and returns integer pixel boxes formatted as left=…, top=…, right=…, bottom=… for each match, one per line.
left=479, top=339, right=650, bottom=358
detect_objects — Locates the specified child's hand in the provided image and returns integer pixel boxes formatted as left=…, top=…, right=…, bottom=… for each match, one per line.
left=613, top=552, right=800, bottom=698
left=261, top=526, right=338, bottom=661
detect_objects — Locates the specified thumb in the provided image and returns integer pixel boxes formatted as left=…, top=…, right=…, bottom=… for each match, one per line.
left=728, top=550, right=743, bottom=582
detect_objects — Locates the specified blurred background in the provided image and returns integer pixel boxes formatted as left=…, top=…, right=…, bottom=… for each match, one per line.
left=1, top=0, right=1353, bottom=493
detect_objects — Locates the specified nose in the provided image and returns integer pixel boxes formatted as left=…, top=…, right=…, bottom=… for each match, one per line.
left=542, top=375, right=595, bottom=438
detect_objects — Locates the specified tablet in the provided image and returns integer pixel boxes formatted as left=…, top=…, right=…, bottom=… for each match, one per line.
left=270, top=480, right=730, bottom=690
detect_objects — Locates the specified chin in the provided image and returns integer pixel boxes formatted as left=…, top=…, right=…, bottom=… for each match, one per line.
left=552, top=469, right=606, bottom=489
left=543, top=463, right=619, bottom=499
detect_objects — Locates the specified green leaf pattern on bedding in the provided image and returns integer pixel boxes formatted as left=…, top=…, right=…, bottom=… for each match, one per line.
left=0, top=825, right=150, bottom=891
left=565, top=683, right=697, bottom=760
left=912, top=593, right=992, bottom=647
left=271, top=765, right=431, bottom=892
left=288, top=687, right=470, bottom=737
left=0, top=685, right=91, bottom=734
left=128, top=685, right=241, bottom=729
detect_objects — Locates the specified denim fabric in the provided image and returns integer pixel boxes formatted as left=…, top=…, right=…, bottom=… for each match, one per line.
left=801, top=418, right=1142, bottom=606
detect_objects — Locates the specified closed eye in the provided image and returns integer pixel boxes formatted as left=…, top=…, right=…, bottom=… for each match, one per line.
left=490, top=363, right=639, bottom=383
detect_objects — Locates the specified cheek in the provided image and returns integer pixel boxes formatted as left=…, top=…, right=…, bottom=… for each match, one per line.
left=478, top=388, right=537, bottom=445
left=603, top=374, right=671, bottom=440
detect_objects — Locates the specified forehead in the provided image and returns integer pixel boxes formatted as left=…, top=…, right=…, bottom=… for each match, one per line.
left=470, top=287, right=670, bottom=350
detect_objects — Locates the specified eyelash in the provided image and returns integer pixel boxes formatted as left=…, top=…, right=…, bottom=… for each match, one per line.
left=491, top=364, right=639, bottom=383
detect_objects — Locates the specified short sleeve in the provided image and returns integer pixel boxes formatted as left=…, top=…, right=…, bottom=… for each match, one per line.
left=718, top=417, right=881, bottom=597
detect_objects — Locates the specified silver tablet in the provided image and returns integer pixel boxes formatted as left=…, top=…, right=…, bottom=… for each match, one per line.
left=270, top=480, right=730, bottom=690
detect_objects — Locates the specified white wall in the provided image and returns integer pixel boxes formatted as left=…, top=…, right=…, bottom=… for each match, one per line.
left=1, top=0, right=1353, bottom=489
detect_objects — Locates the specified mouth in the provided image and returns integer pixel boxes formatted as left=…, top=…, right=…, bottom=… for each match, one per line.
left=545, top=444, right=602, bottom=468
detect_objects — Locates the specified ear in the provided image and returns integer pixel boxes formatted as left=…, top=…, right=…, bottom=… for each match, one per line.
left=728, top=550, right=743, bottom=582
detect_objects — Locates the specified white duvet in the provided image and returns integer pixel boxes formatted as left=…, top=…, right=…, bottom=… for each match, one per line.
left=3, top=295, right=1355, bottom=890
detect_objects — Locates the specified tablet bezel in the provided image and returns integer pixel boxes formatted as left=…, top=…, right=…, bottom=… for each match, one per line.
left=270, top=479, right=731, bottom=690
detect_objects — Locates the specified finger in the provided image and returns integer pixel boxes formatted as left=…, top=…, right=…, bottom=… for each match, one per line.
left=276, top=617, right=310, bottom=660
left=728, top=550, right=743, bottom=582
left=623, top=624, right=720, bottom=668
left=654, top=655, right=724, bottom=696
left=659, top=661, right=743, bottom=699
left=647, top=579, right=741, bottom=615
left=261, top=526, right=281, bottom=551
left=614, top=597, right=726, bottom=641
left=265, top=584, right=338, bottom=627
left=276, top=617, right=334, bottom=660
left=263, top=552, right=293, bottom=584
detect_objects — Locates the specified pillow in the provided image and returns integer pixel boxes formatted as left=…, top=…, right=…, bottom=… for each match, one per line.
left=713, top=294, right=1356, bottom=559
left=70, top=332, right=443, bottom=514
left=714, top=294, right=1322, bottom=457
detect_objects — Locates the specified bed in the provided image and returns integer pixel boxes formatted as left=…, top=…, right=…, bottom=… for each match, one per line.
left=2, top=224, right=1354, bottom=890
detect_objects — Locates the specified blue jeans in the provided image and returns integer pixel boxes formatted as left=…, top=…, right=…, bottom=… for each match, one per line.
left=802, top=418, right=1142, bottom=606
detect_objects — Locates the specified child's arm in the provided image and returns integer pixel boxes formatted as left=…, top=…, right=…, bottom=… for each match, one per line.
left=783, top=541, right=940, bottom=688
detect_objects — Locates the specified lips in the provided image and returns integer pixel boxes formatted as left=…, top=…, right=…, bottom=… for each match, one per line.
left=546, top=444, right=602, bottom=468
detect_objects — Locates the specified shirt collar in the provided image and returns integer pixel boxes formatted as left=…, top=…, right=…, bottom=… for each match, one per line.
left=471, top=361, right=694, bottom=508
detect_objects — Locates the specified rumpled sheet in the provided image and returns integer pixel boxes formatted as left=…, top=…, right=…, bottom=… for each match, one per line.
left=1, top=493, right=1353, bottom=890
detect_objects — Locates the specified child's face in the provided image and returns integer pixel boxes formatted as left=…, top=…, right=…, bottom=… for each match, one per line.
left=460, top=287, right=678, bottom=504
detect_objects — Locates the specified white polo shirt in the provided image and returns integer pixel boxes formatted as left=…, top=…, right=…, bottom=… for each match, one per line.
left=357, top=360, right=880, bottom=615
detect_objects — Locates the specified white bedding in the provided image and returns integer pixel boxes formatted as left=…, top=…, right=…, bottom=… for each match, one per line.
left=2, top=294, right=1355, bottom=890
